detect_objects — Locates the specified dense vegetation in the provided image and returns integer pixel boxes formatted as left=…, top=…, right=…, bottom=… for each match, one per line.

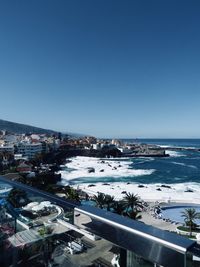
left=93, top=192, right=143, bottom=220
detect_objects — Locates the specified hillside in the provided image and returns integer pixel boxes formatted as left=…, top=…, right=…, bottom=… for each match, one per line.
left=0, top=119, right=57, bottom=134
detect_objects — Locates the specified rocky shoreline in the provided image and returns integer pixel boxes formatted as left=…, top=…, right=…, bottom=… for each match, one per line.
left=122, top=153, right=169, bottom=158
left=165, top=146, right=200, bottom=152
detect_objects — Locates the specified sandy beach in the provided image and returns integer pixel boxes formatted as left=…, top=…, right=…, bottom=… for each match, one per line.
left=72, top=182, right=200, bottom=205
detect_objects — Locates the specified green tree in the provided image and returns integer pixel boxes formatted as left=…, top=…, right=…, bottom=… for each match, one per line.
left=181, top=208, right=200, bottom=236
left=7, top=188, right=29, bottom=208
left=122, top=192, right=143, bottom=213
left=104, top=195, right=115, bottom=211
left=112, top=201, right=125, bottom=215
left=126, top=209, right=142, bottom=220
left=64, top=186, right=80, bottom=202
left=93, top=193, right=106, bottom=209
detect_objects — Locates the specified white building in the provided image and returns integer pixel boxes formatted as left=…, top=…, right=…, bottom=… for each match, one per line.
left=17, top=142, right=42, bottom=159
left=30, top=134, right=41, bottom=141
left=111, top=139, right=122, bottom=146
left=0, top=144, right=15, bottom=154
left=46, top=138, right=60, bottom=150
left=92, top=143, right=101, bottom=150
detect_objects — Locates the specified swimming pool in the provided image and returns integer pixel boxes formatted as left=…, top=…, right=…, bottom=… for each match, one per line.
left=81, top=200, right=96, bottom=206
left=161, top=205, right=200, bottom=223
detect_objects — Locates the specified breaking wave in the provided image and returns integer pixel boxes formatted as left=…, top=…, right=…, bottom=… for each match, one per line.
left=60, top=156, right=155, bottom=182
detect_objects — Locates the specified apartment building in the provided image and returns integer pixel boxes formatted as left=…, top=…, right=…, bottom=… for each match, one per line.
left=0, top=144, right=15, bottom=154
left=17, top=142, right=42, bottom=159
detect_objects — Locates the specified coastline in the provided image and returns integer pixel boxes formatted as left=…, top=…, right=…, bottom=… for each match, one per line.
left=71, top=181, right=200, bottom=232
left=71, top=182, right=200, bottom=204
left=59, top=146, right=200, bottom=205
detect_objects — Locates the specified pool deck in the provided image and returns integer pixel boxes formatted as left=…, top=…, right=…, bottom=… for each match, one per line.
left=140, top=202, right=200, bottom=232
left=139, top=210, right=181, bottom=232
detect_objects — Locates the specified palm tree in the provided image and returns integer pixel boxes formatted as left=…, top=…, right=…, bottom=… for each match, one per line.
left=122, top=192, right=143, bottom=213
left=127, top=209, right=142, bottom=220
left=104, top=195, right=115, bottom=211
left=181, top=208, right=200, bottom=236
left=64, top=187, right=80, bottom=202
left=93, top=193, right=106, bottom=209
left=112, top=201, right=125, bottom=215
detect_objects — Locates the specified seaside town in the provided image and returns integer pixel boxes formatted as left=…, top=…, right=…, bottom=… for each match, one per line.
left=0, top=128, right=200, bottom=266
left=2, top=0, right=200, bottom=266
left=0, top=130, right=167, bottom=173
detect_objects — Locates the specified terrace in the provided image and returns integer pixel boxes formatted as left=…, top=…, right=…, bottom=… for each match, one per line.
left=0, top=175, right=200, bottom=267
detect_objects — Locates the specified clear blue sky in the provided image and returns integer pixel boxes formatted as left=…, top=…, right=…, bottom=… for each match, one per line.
left=0, top=1, right=200, bottom=138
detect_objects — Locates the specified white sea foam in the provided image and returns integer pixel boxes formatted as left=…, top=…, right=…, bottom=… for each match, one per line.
left=73, top=182, right=200, bottom=204
left=166, top=150, right=185, bottom=157
left=60, top=156, right=155, bottom=181
left=172, top=161, right=197, bottom=169
left=160, top=145, right=197, bottom=150
left=133, top=158, right=155, bottom=166
left=172, top=162, right=186, bottom=166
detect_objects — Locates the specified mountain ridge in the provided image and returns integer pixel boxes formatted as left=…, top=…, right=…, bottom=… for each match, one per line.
left=0, top=119, right=57, bottom=134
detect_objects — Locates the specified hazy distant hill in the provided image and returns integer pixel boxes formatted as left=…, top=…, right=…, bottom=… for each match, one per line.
left=0, top=119, right=57, bottom=134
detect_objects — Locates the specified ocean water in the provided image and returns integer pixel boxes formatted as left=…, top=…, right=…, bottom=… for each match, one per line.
left=58, top=139, right=200, bottom=203
left=125, top=138, right=200, bottom=185
left=61, top=139, right=200, bottom=185
left=126, top=138, right=200, bottom=149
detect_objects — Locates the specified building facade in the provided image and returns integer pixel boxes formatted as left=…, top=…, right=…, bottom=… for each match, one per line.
left=17, top=142, right=42, bottom=159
